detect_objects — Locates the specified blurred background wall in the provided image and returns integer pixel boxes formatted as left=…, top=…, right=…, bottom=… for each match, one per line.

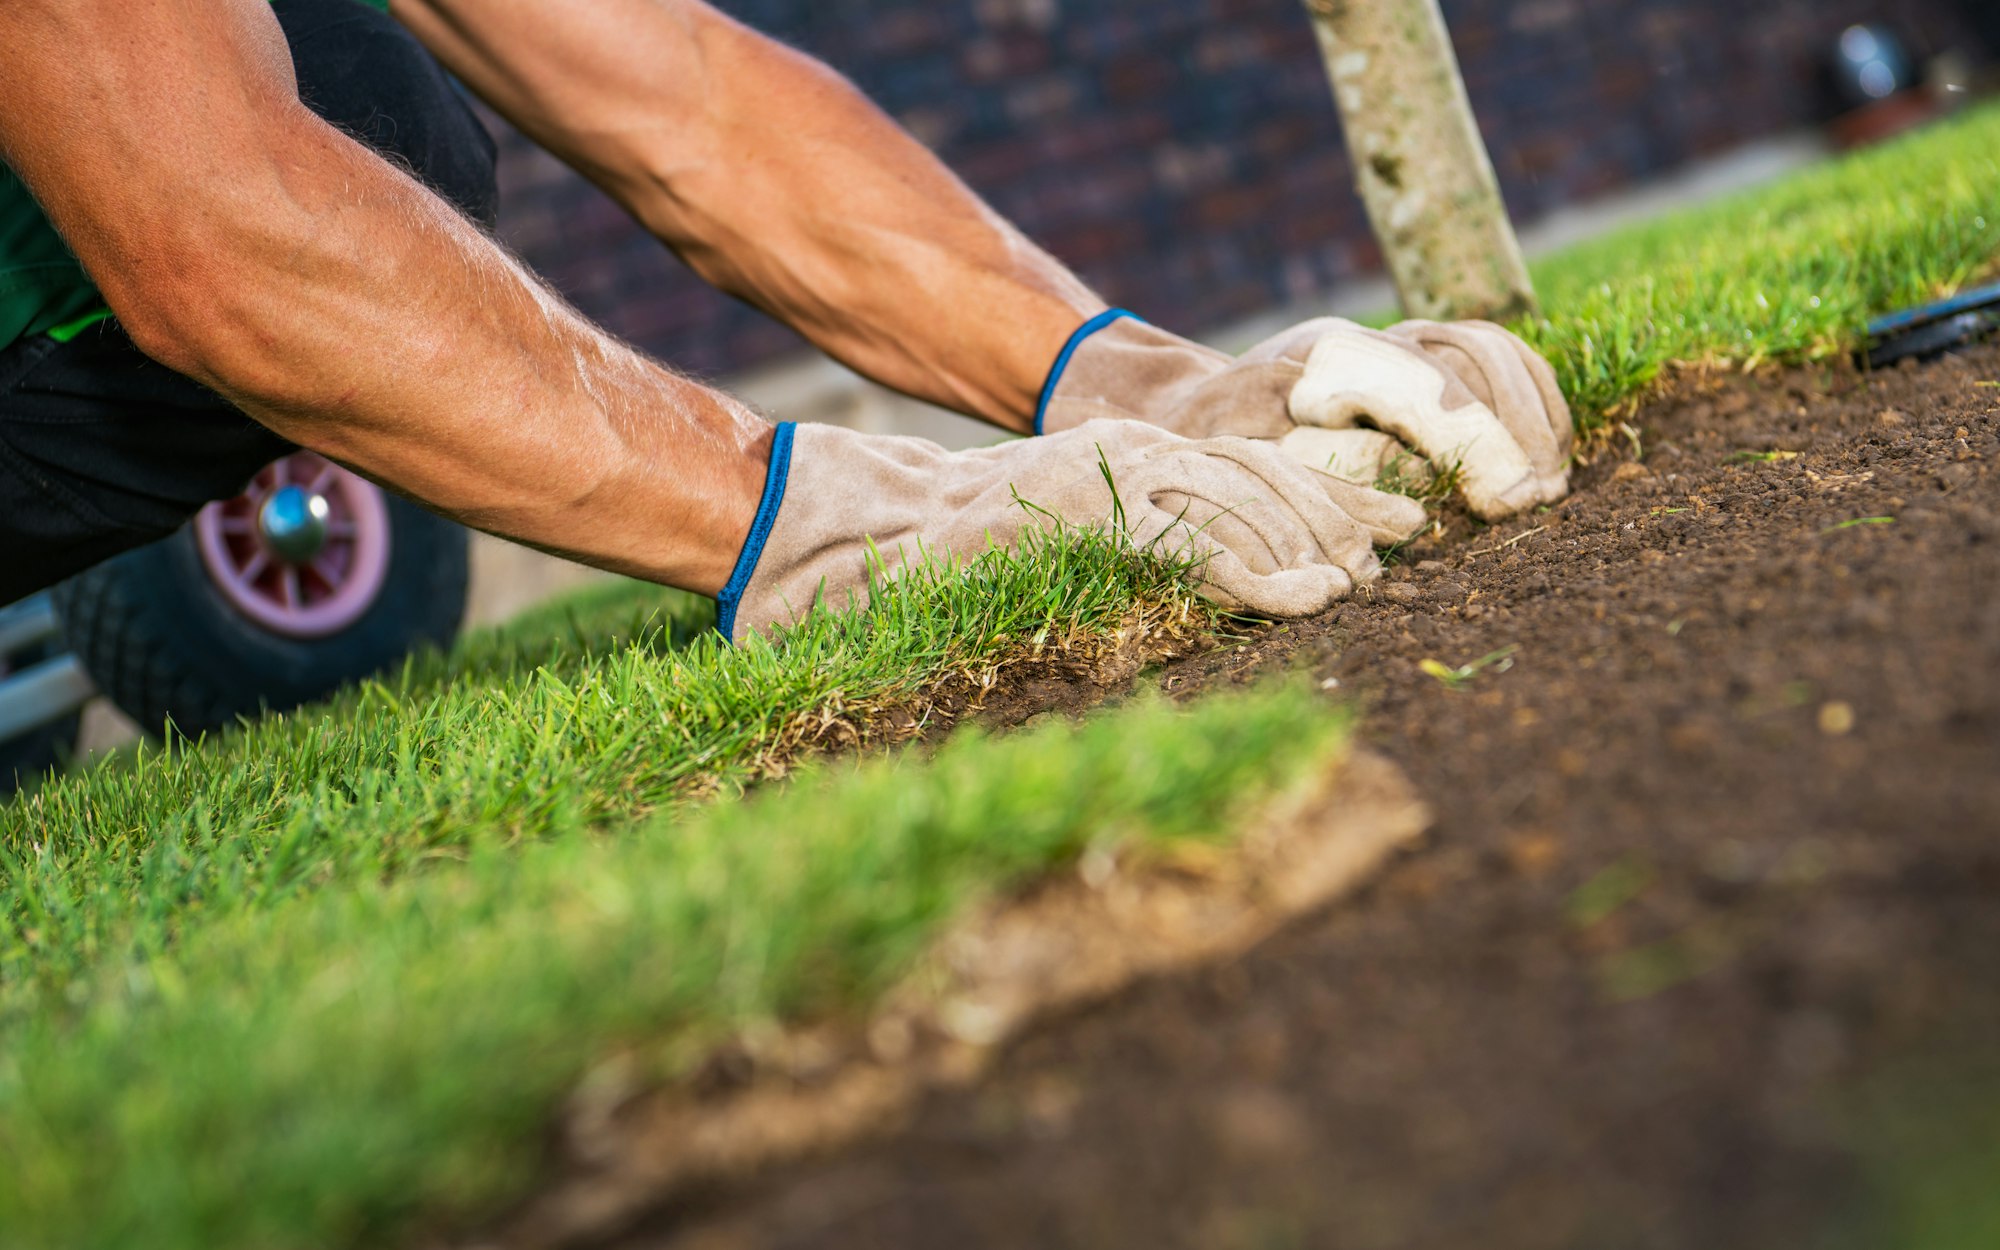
left=80, top=0, right=2000, bottom=749
left=487, top=0, right=1991, bottom=376
left=68, top=0, right=2000, bottom=755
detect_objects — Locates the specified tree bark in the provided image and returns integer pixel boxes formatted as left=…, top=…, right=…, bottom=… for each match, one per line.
left=1301, top=0, right=1537, bottom=321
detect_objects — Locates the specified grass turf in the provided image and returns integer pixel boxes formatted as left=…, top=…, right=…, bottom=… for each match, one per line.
left=4, top=96, right=2000, bottom=1250
left=2, top=528, right=1207, bottom=1006
left=0, top=677, right=1348, bottom=1248
left=1519, top=102, right=2000, bottom=434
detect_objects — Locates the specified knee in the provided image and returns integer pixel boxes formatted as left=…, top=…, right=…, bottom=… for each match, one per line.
left=0, top=400, right=294, bottom=601
left=273, top=0, right=500, bottom=229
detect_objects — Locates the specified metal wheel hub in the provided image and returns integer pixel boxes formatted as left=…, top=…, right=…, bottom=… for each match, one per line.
left=258, top=485, right=333, bottom=562
left=194, top=452, right=392, bottom=639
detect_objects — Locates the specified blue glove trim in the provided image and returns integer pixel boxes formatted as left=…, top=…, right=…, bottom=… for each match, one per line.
left=1032, top=308, right=1143, bottom=436
left=716, top=421, right=797, bottom=643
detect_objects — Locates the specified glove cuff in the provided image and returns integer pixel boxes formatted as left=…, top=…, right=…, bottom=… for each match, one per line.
left=1033, top=309, right=1142, bottom=435
left=716, top=421, right=797, bottom=643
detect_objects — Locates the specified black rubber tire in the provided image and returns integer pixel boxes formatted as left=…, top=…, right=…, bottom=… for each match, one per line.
left=0, top=718, right=77, bottom=793
left=0, top=641, right=80, bottom=793
left=51, top=495, right=469, bottom=738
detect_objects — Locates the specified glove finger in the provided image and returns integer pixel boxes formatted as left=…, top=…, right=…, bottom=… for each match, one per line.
left=1507, top=329, right=1576, bottom=457
left=1290, top=324, right=1542, bottom=519
left=1278, top=424, right=1438, bottom=544
left=1150, top=514, right=1355, bottom=619
left=1148, top=487, right=1389, bottom=581
left=1389, top=319, right=1567, bottom=480
left=1167, top=318, right=1384, bottom=443
left=1302, top=466, right=1428, bottom=547
left=1147, top=486, right=1323, bottom=577
left=1148, top=437, right=1383, bottom=584
left=1418, top=319, right=1574, bottom=454
left=1279, top=427, right=1408, bottom=483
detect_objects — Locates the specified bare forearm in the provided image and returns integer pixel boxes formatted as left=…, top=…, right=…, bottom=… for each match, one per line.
left=165, top=122, right=770, bottom=590
left=0, top=0, right=767, bottom=593
left=397, top=0, right=1103, bottom=431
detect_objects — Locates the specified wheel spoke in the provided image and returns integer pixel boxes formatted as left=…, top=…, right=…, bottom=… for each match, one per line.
left=195, top=457, right=393, bottom=634
left=308, top=555, right=343, bottom=589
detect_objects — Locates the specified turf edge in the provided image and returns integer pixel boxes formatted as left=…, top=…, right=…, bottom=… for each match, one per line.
left=0, top=679, right=1350, bottom=1250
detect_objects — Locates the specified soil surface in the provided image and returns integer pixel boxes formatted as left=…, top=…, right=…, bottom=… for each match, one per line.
left=616, top=347, right=2000, bottom=1250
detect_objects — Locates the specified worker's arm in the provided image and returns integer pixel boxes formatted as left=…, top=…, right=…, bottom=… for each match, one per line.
left=391, top=0, right=1102, bottom=432
left=0, top=0, right=769, bottom=594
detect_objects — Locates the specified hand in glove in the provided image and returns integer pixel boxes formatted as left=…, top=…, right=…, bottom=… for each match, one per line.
left=1037, top=310, right=1573, bottom=519
left=718, top=418, right=1426, bottom=643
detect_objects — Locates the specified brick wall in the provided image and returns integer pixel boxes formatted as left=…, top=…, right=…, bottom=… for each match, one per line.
left=489, top=0, right=1980, bottom=378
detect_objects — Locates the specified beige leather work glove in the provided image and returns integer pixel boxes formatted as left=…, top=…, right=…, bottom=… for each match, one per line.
left=1037, top=310, right=1573, bottom=520
left=718, top=418, right=1425, bottom=643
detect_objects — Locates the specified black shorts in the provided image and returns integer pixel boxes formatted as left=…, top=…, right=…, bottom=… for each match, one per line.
left=0, top=0, right=498, bottom=604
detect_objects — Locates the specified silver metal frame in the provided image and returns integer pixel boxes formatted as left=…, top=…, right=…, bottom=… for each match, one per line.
left=0, top=595, right=95, bottom=744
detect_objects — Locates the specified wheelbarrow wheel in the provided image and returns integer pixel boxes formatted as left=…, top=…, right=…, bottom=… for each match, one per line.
left=51, top=453, right=469, bottom=739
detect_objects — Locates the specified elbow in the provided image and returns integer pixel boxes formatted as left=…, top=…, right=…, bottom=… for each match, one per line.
left=92, top=111, right=335, bottom=401
left=113, top=287, right=291, bottom=404
left=108, top=273, right=226, bottom=387
left=100, top=205, right=321, bottom=406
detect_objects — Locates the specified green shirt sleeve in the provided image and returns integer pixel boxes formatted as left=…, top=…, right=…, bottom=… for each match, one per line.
left=0, top=167, right=102, bottom=353
left=1, top=0, right=396, bottom=351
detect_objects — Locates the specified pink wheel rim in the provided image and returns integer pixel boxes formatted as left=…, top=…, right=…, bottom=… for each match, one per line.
left=194, top=453, right=392, bottom=639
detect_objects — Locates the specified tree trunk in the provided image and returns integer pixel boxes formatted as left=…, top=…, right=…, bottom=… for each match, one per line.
left=1301, top=0, right=1537, bottom=322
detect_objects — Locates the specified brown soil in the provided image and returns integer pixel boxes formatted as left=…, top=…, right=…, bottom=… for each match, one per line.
left=611, top=344, right=2000, bottom=1250
left=479, top=751, right=1427, bottom=1250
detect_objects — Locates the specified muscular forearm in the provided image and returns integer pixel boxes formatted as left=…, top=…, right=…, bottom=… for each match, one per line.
left=0, top=0, right=767, bottom=593
left=396, top=0, right=1102, bottom=431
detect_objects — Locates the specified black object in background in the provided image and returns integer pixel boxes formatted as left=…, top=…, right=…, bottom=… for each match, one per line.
left=1958, top=0, right=2000, bottom=58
